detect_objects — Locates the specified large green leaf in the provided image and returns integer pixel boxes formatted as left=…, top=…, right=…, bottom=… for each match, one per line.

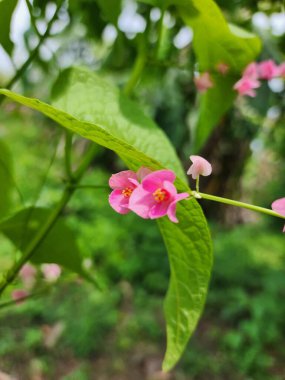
left=0, top=207, right=87, bottom=277
left=0, top=67, right=212, bottom=370
left=158, top=199, right=212, bottom=371
left=0, top=0, right=18, bottom=55
left=170, top=0, right=262, bottom=151
left=0, top=140, right=13, bottom=219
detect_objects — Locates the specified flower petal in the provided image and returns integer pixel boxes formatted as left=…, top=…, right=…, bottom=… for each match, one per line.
left=149, top=201, right=170, bottom=219
left=128, top=186, right=154, bottom=218
left=271, top=197, right=285, bottom=216
left=137, top=167, right=152, bottom=181
left=167, top=193, right=189, bottom=223
left=187, top=155, right=212, bottom=179
left=109, top=170, right=137, bottom=189
left=109, top=189, right=131, bottom=214
left=142, top=170, right=176, bottom=192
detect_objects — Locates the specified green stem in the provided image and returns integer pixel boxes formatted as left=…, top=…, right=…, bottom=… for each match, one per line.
left=192, top=191, right=285, bottom=220
left=0, top=143, right=98, bottom=297
left=0, top=286, right=52, bottom=310
left=196, top=176, right=200, bottom=193
left=123, top=52, right=146, bottom=96
left=64, top=132, right=73, bottom=180
left=155, top=8, right=165, bottom=59
left=0, top=0, right=63, bottom=105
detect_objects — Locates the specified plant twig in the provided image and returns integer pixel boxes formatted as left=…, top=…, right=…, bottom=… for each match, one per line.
left=192, top=191, right=285, bottom=220
left=0, top=143, right=98, bottom=297
left=0, top=0, right=63, bottom=105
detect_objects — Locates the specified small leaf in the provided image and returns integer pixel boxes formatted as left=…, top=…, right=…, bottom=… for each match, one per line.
left=0, top=0, right=18, bottom=55
left=0, top=207, right=86, bottom=277
left=0, top=140, right=13, bottom=219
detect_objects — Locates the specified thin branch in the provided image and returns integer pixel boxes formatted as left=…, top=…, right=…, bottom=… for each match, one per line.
left=0, top=143, right=98, bottom=297
left=0, top=0, right=63, bottom=105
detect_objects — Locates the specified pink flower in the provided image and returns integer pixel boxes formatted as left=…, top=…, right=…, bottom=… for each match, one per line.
left=258, top=60, right=278, bottom=80
left=233, top=76, right=261, bottom=97
left=271, top=197, right=285, bottom=233
left=41, top=264, right=61, bottom=282
left=216, top=62, right=229, bottom=75
left=187, top=155, right=212, bottom=180
left=109, top=170, right=138, bottom=214
left=12, top=289, right=29, bottom=304
left=243, top=62, right=259, bottom=79
left=19, top=263, right=36, bottom=289
left=194, top=72, right=214, bottom=93
left=277, top=63, right=285, bottom=78
left=129, top=170, right=189, bottom=223
left=108, top=168, right=151, bottom=214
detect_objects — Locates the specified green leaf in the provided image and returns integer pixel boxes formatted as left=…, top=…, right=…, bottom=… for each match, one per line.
left=194, top=75, right=236, bottom=151
left=0, top=0, right=18, bottom=55
left=0, top=207, right=86, bottom=276
left=170, top=0, right=261, bottom=151
left=96, top=0, right=122, bottom=24
left=0, top=140, right=13, bottom=219
left=137, top=0, right=165, bottom=6
left=158, top=198, right=212, bottom=371
left=0, top=67, right=212, bottom=370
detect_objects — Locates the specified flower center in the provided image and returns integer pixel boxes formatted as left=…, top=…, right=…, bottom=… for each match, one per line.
left=122, top=187, right=133, bottom=198
left=153, top=188, right=169, bottom=203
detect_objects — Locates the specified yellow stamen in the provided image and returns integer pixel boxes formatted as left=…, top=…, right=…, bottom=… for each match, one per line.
left=122, top=187, right=133, bottom=198
left=153, top=188, right=169, bottom=203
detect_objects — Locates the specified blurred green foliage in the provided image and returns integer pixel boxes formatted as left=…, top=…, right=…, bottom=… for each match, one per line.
left=0, top=0, right=285, bottom=377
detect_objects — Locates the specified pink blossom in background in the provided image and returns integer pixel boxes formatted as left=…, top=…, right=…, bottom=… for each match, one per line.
left=109, top=170, right=139, bottom=214
left=233, top=76, right=261, bottom=97
left=19, top=263, right=36, bottom=289
left=41, top=264, right=61, bottom=282
left=277, top=63, right=285, bottom=77
left=12, top=289, right=29, bottom=303
left=258, top=60, right=279, bottom=80
left=243, top=62, right=259, bottom=79
left=187, top=155, right=212, bottom=180
left=129, top=170, right=189, bottom=223
left=216, top=62, right=229, bottom=75
left=271, top=197, right=285, bottom=233
left=194, top=72, right=213, bottom=93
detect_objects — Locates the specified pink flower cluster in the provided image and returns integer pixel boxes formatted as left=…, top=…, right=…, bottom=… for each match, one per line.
left=109, top=168, right=189, bottom=223
left=194, top=62, right=230, bottom=93
left=11, top=262, right=62, bottom=303
left=234, top=60, right=285, bottom=97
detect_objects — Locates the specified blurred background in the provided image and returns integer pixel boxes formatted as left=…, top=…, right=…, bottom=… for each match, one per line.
left=0, top=0, right=285, bottom=379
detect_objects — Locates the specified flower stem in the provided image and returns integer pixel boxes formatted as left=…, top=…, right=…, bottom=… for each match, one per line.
left=64, top=131, right=74, bottom=180
left=196, top=176, right=200, bottom=193
left=192, top=191, right=285, bottom=220
left=123, top=52, right=146, bottom=97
